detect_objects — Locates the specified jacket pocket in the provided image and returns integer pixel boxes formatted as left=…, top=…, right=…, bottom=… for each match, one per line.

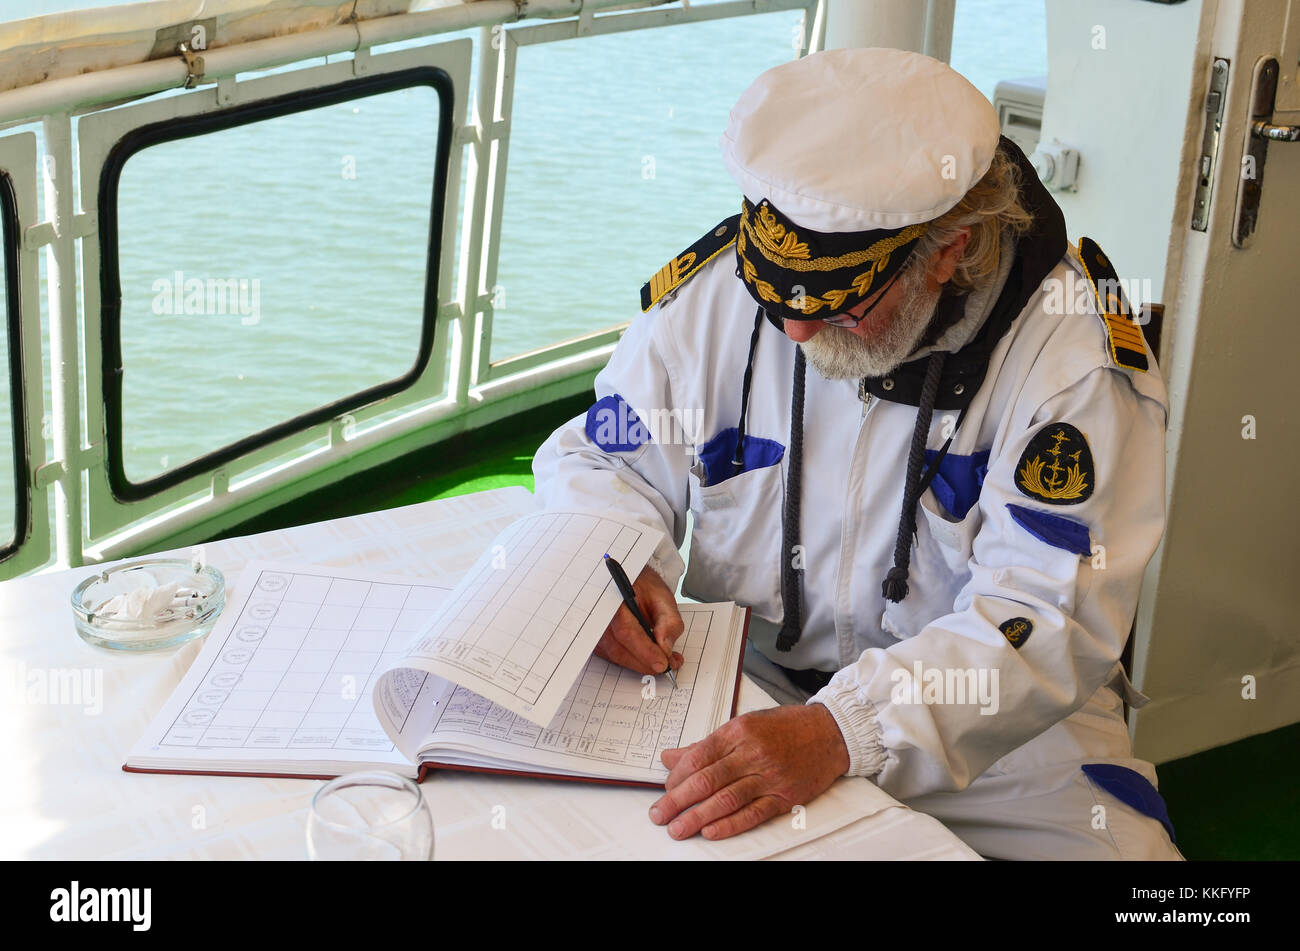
left=880, top=490, right=981, bottom=640
left=682, top=456, right=785, bottom=622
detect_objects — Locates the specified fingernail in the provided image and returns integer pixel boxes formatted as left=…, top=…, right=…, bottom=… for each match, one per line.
left=668, top=820, right=685, bottom=838
left=649, top=806, right=663, bottom=824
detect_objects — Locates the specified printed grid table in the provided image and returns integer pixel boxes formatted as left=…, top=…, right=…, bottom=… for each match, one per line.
left=416, top=512, right=647, bottom=705
left=160, top=566, right=449, bottom=755
left=429, top=605, right=715, bottom=772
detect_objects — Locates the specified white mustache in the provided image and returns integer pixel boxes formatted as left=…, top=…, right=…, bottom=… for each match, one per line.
left=799, top=283, right=941, bottom=380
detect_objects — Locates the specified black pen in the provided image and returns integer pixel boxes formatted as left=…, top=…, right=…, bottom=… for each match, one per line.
left=603, top=554, right=678, bottom=688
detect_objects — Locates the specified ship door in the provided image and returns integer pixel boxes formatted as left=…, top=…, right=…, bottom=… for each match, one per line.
left=1133, top=0, right=1300, bottom=761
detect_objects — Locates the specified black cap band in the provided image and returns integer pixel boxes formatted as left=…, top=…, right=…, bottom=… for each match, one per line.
left=735, top=196, right=930, bottom=324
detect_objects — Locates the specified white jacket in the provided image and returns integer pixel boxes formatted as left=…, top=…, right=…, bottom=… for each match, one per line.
left=533, top=224, right=1169, bottom=801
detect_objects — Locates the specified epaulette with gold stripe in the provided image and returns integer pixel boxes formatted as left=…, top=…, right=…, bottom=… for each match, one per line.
left=640, top=214, right=740, bottom=312
left=1075, top=236, right=1148, bottom=372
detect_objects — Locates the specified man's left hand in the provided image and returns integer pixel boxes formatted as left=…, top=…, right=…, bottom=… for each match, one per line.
left=649, top=704, right=851, bottom=840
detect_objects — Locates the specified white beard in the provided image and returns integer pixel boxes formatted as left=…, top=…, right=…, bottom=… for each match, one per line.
left=798, top=280, right=943, bottom=381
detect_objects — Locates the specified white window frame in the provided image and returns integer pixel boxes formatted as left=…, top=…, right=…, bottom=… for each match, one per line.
left=75, top=40, right=472, bottom=551
left=467, top=0, right=824, bottom=388
left=0, top=131, right=49, bottom=577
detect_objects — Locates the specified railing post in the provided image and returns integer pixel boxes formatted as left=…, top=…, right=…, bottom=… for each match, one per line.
left=41, top=112, right=83, bottom=567
left=825, top=0, right=954, bottom=59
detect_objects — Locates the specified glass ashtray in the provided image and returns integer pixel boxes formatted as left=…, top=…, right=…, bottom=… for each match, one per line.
left=71, top=558, right=226, bottom=651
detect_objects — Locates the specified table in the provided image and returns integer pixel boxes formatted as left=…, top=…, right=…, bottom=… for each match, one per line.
left=0, top=487, right=979, bottom=860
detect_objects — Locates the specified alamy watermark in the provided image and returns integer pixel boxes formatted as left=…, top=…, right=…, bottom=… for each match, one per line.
left=890, top=661, right=1000, bottom=716
left=1042, top=270, right=1153, bottom=322
left=151, top=270, right=261, bottom=325
left=50, top=882, right=150, bottom=931
left=587, top=403, right=705, bottom=456
left=2, top=661, right=103, bottom=715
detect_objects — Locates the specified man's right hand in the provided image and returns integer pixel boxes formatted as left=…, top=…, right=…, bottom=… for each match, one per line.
left=594, top=565, right=684, bottom=676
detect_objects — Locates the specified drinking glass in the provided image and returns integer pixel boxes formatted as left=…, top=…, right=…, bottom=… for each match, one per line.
left=306, top=771, right=434, bottom=860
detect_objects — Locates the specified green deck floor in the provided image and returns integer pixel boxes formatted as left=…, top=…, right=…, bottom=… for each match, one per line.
left=223, top=394, right=1299, bottom=860
left=1156, top=721, right=1299, bottom=860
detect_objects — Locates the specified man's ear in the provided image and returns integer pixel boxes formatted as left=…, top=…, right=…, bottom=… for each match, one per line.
left=926, top=228, right=971, bottom=289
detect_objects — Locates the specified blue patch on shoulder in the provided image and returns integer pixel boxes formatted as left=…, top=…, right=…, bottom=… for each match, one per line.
left=698, top=427, right=784, bottom=487
left=1081, top=763, right=1177, bottom=844
left=923, top=448, right=990, bottom=519
left=1006, top=503, right=1091, bottom=556
left=585, top=394, right=650, bottom=452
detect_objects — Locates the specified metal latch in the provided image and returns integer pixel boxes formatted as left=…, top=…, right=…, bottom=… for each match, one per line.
left=1192, top=58, right=1229, bottom=232
left=177, top=41, right=205, bottom=89
left=1234, top=57, right=1300, bottom=247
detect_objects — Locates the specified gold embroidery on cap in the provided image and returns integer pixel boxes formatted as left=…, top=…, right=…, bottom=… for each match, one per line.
left=736, top=231, right=784, bottom=304
left=741, top=202, right=930, bottom=273
left=751, top=203, right=812, bottom=260
left=736, top=200, right=932, bottom=316
left=738, top=225, right=911, bottom=314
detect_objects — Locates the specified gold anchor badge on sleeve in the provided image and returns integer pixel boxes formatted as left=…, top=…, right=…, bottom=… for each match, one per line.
left=999, top=617, right=1034, bottom=648
left=1015, top=422, right=1095, bottom=505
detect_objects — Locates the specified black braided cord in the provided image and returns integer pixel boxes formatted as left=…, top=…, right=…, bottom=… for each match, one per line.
left=776, top=347, right=807, bottom=651
left=881, top=349, right=947, bottom=603
left=732, top=306, right=766, bottom=472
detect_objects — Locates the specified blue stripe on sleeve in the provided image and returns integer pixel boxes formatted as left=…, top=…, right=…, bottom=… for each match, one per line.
left=1006, top=502, right=1092, bottom=556
left=585, top=394, right=651, bottom=452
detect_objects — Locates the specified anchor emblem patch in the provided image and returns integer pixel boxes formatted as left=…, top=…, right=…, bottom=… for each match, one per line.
left=1015, top=422, right=1095, bottom=505
left=999, top=617, right=1034, bottom=649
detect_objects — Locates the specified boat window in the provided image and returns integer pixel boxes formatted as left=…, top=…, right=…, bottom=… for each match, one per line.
left=98, top=69, right=451, bottom=499
left=0, top=169, right=20, bottom=556
left=949, top=0, right=1048, bottom=101
left=488, top=12, right=807, bottom=364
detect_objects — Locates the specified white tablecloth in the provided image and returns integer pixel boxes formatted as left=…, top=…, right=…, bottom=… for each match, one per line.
left=0, top=488, right=978, bottom=860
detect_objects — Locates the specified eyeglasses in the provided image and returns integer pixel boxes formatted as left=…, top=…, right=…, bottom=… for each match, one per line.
left=820, top=309, right=874, bottom=329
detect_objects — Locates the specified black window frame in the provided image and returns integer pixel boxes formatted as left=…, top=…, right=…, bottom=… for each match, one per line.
left=0, top=168, right=31, bottom=562
left=97, top=66, right=455, bottom=502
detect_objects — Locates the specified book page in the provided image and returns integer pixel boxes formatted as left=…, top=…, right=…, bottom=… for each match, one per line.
left=418, top=768, right=897, bottom=861
left=408, top=603, right=745, bottom=784
left=374, top=511, right=663, bottom=728
left=126, top=561, right=456, bottom=775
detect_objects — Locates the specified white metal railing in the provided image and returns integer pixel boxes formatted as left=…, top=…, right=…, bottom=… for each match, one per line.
left=0, top=0, right=824, bottom=578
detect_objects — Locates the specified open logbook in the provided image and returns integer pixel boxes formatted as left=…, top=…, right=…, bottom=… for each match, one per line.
left=125, top=512, right=749, bottom=787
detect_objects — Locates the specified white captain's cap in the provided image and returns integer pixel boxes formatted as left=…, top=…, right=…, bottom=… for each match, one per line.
left=719, top=47, right=1002, bottom=233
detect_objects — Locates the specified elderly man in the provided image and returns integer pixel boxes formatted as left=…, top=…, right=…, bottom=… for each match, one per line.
left=532, top=47, right=1182, bottom=860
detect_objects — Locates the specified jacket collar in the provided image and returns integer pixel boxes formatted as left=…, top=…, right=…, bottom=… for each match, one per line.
left=857, top=135, right=1068, bottom=411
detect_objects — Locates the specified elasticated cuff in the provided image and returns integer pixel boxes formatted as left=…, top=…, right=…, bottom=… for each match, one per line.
left=809, top=679, right=888, bottom=779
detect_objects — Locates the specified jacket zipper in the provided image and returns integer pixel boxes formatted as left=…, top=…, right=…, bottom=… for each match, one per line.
left=836, top=377, right=876, bottom=664
left=858, top=378, right=873, bottom=418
